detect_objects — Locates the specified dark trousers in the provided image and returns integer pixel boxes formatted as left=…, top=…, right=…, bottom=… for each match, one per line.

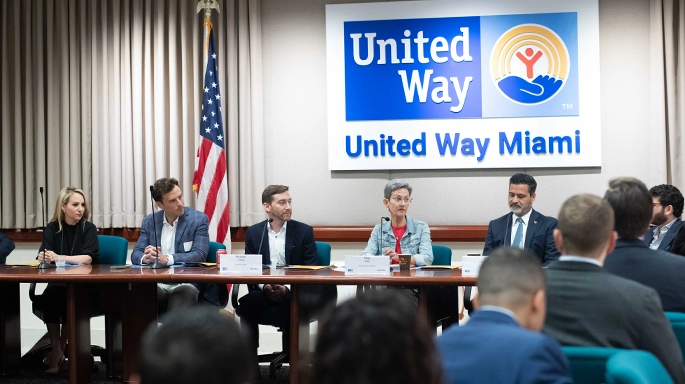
left=238, top=288, right=291, bottom=350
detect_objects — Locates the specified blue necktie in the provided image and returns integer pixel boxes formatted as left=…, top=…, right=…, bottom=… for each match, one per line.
left=512, top=217, right=524, bottom=248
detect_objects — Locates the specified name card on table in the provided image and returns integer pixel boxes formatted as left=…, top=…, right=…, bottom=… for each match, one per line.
left=219, top=254, right=262, bottom=274
left=345, top=256, right=391, bottom=276
left=462, top=255, right=488, bottom=277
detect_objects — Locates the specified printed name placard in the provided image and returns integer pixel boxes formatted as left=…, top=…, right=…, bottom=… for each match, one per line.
left=462, top=255, right=488, bottom=276
left=345, top=255, right=391, bottom=275
left=219, top=254, right=262, bottom=274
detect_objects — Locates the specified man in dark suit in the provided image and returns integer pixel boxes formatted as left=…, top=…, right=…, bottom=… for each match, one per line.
left=543, top=194, right=685, bottom=384
left=0, top=232, right=15, bottom=264
left=643, top=184, right=683, bottom=251
left=603, top=177, right=685, bottom=312
left=131, top=177, right=211, bottom=312
left=239, top=185, right=317, bottom=356
left=482, top=173, right=560, bottom=266
left=437, top=247, right=571, bottom=384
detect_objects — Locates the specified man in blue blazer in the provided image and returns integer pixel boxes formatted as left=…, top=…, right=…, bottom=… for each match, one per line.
left=643, top=184, right=683, bottom=252
left=239, top=185, right=317, bottom=356
left=604, top=177, right=685, bottom=312
left=482, top=173, right=560, bottom=266
left=131, top=178, right=210, bottom=312
left=437, top=247, right=571, bottom=384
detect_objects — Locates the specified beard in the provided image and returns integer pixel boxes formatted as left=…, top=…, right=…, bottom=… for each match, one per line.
left=652, top=210, right=668, bottom=226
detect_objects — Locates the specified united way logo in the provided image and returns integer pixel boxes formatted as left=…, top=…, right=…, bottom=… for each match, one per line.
left=490, top=24, right=569, bottom=105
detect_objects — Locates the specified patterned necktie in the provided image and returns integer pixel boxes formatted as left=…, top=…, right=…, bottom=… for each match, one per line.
left=512, top=217, right=524, bottom=248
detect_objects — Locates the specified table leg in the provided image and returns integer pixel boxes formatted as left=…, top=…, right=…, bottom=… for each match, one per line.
left=68, top=283, right=93, bottom=384
left=121, top=283, right=157, bottom=383
left=0, top=282, right=20, bottom=376
left=418, top=286, right=429, bottom=321
left=289, top=284, right=300, bottom=384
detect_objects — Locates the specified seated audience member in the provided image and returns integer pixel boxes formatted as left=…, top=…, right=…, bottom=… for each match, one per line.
left=312, top=290, right=443, bottom=384
left=482, top=173, right=560, bottom=265
left=0, top=232, right=15, bottom=264
left=543, top=194, right=685, bottom=384
left=239, top=185, right=318, bottom=361
left=135, top=306, right=255, bottom=384
left=644, top=184, right=683, bottom=251
left=437, top=247, right=571, bottom=384
left=131, top=178, right=211, bottom=312
left=604, top=177, right=685, bottom=312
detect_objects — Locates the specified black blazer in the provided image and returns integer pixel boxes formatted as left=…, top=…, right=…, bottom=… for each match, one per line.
left=245, top=219, right=318, bottom=266
left=605, top=238, right=685, bottom=313
left=643, top=218, right=682, bottom=251
left=0, top=232, right=15, bottom=264
left=543, top=260, right=685, bottom=384
left=482, top=209, right=560, bottom=265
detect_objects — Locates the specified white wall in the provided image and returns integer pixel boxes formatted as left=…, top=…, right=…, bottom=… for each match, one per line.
left=260, top=0, right=665, bottom=226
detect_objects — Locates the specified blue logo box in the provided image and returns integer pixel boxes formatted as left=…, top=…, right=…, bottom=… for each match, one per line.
left=343, top=12, right=579, bottom=121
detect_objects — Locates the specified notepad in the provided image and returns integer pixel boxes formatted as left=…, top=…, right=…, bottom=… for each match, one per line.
left=420, top=265, right=461, bottom=270
left=283, top=265, right=330, bottom=270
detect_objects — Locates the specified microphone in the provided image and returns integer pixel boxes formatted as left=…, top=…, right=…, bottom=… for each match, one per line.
left=257, top=218, right=274, bottom=258
left=378, top=217, right=389, bottom=255
left=38, top=187, right=55, bottom=269
left=149, top=185, right=168, bottom=269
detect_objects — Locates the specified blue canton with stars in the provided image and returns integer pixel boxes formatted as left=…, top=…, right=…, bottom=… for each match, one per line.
left=200, top=30, right=225, bottom=148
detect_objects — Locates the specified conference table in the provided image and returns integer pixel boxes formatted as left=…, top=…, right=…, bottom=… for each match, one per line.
left=0, top=264, right=476, bottom=384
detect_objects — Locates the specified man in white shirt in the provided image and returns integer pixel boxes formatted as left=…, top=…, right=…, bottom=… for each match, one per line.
left=238, top=185, right=318, bottom=360
left=644, top=184, right=684, bottom=251
left=131, top=178, right=210, bottom=312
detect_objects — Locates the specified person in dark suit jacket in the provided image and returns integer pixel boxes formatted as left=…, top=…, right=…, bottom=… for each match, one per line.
left=482, top=173, right=560, bottom=266
left=643, top=184, right=684, bottom=251
left=437, top=247, right=571, bottom=384
left=604, top=177, right=685, bottom=313
left=239, top=185, right=317, bottom=357
left=131, top=178, right=211, bottom=312
left=0, top=232, right=15, bottom=264
left=543, top=194, right=685, bottom=384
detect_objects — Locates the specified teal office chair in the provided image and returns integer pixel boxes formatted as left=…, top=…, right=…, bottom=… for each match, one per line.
left=606, top=350, right=674, bottom=384
left=431, top=244, right=452, bottom=266
left=196, top=241, right=229, bottom=308
left=232, top=241, right=337, bottom=378
left=562, top=346, right=626, bottom=384
left=97, top=235, right=128, bottom=264
left=665, top=312, right=685, bottom=362
left=206, top=241, right=227, bottom=263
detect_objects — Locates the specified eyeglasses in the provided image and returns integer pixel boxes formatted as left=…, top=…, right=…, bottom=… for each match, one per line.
left=389, top=196, right=413, bottom=204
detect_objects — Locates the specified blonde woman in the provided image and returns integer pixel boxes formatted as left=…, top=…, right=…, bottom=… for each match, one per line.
left=35, top=187, right=99, bottom=373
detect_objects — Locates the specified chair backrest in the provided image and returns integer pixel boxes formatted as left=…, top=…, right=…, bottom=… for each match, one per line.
left=606, top=350, right=674, bottom=384
left=97, top=235, right=128, bottom=264
left=207, top=241, right=227, bottom=263
left=431, top=244, right=452, bottom=266
left=665, top=312, right=685, bottom=362
left=316, top=241, right=331, bottom=266
left=562, top=346, right=626, bottom=384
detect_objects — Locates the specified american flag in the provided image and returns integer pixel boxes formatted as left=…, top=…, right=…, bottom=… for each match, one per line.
left=193, top=28, right=230, bottom=248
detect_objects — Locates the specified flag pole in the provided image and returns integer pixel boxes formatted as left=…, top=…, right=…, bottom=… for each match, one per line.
left=197, top=0, right=221, bottom=68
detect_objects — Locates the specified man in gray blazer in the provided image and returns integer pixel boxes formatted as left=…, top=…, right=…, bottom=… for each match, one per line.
left=131, top=177, right=210, bottom=312
left=543, top=194, right=685, bottom=384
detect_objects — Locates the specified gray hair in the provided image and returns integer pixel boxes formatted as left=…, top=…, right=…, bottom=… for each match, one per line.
left=384, top=179, right=413, bottom=199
